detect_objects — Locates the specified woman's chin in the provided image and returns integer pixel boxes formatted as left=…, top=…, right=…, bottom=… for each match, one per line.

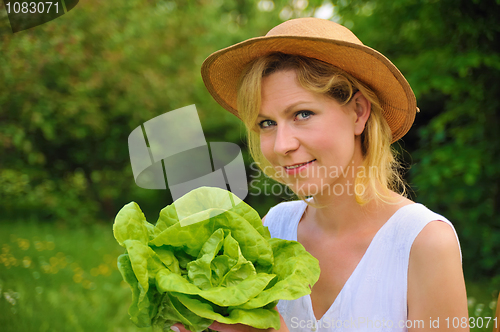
left=285, top=180, right=334, bottom=197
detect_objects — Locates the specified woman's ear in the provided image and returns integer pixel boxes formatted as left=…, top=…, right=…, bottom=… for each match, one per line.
left=352, top=91, right=371, bottom=136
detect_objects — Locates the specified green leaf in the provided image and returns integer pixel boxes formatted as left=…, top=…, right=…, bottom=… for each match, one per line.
left=173, top=293, right=280, bottom=330
left=187, top=229, right=225, bottom=290
left=232, top=238, right=320, bottom=310
left=153, top=246, right=181, bottom=275
left=156, top=268, right=276, bottom=307
left=117, top=254, right=155, bottom=327
left=151, top=209, right=273, bottom=268
left=113, top=202, right=154, bottom=247
left=217, top=232, right=256, bottom=288
left=153, top=293, right=212, bottom=332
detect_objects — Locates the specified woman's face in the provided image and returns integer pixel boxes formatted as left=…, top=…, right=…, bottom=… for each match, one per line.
left=257, top=70, right=370, bottom=197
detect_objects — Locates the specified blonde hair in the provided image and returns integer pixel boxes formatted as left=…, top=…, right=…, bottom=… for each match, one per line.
left=237, top=53, right=407, bottom=205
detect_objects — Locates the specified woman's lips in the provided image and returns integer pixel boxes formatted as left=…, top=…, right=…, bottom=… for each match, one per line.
left=283, top=159, right=316, bottom=175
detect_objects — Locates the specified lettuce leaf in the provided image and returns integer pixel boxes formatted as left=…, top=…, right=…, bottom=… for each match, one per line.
left=113, top=186, right=320, bottom=332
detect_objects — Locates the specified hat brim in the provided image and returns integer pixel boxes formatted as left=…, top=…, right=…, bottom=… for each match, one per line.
left=201, top=35, right=416, bottom=143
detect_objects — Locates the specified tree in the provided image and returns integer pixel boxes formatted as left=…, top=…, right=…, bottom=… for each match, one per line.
left=0, top=0, right=323, bottom=224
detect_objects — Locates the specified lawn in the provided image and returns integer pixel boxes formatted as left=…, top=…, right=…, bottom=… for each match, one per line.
left=0, top=220, right=153, bottom=332
left=0, top=220, right=497, bottom=332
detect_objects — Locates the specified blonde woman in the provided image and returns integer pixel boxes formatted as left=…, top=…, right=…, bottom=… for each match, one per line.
left=176, top=18, right=469, bottom=332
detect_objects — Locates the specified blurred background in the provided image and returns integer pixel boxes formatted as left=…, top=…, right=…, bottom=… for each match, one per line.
left=0, top=0, right=499, bottom=331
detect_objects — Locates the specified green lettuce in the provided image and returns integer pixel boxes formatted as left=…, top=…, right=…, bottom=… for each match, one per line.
left=113, top=187, right=320, bottom=332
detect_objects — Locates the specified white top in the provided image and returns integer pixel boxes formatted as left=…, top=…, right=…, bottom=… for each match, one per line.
left=264, top=200, right=462, bottom=332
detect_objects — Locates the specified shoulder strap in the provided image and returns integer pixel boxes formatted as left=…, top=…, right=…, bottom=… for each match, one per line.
left=264, top=200, right=306, bottom=241
left=387, top=203, right=462, bottom=262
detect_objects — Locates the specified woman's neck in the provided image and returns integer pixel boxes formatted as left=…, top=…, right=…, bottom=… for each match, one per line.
left=306, top=187, right=411, bottom=238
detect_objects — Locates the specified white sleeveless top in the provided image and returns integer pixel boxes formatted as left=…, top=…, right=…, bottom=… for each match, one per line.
left=264, top=200, right=462, bottom=332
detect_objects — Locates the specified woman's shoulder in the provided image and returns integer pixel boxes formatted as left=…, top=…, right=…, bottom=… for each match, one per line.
left=397, top=202, right=462, bottom=261
left=377, top=200, right=461, bottom=259
left=392, top=201, right=454, bottom=230
left=268, top=199, right=306, bottom=212
left=411, top=219, right=460, bottom=255
left=266, top=199, right=308, bottom=219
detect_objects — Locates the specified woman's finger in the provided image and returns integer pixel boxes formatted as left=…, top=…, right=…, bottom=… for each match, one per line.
left=209, top=321, right=270, bottom=332
left=209, top=322, right=247, bottom=332
left=171, top=323, right=188, bottom=332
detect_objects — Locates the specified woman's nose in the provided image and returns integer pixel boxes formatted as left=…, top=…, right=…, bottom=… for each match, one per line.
left=274, top=124, right=299, bottom=156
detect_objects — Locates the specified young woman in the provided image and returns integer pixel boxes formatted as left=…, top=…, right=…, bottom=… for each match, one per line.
left=176, top=17, right=469, bottom=332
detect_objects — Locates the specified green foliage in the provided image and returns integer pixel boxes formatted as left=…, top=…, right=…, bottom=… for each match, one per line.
left=0, top=0, right=297, bottom=224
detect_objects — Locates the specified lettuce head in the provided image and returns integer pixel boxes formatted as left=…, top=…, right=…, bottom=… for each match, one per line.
left=113, top=187, right=320, bottom=332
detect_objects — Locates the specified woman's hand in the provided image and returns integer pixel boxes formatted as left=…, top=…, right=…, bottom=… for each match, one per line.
left=172, top=321, right=281, bottom=332
left=171, top=322, right=265, bottom=332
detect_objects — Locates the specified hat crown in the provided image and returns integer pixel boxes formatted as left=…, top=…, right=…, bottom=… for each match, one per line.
left=265, top=18, right=363, bottom=46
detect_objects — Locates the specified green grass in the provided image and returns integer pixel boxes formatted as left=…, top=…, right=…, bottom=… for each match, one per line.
left=0, top=220, right=152, bottom=332
left=466, top=281, right=499, bottom=331
left=0, top=221, right=497, bottom=332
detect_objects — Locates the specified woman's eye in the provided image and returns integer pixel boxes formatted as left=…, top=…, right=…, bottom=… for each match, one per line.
left=258, top=119, right=275, bottom=129
left=296, top=110, right=313, bottom=120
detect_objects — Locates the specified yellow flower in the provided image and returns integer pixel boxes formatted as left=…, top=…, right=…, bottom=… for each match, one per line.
left=46, top=241, right=55, bottom=251
left=98, top=264, right=110, bottom=276
left=90, top=268, right=99, bottom=277
left=22, top=256, right=32, bottom=268
left=17, top=238, right=30, bottom=250
left=34, top=241, right=44, bottom=251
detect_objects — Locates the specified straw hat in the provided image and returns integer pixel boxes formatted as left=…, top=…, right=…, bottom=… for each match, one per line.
left=201, top=17, right=417, bottom=143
